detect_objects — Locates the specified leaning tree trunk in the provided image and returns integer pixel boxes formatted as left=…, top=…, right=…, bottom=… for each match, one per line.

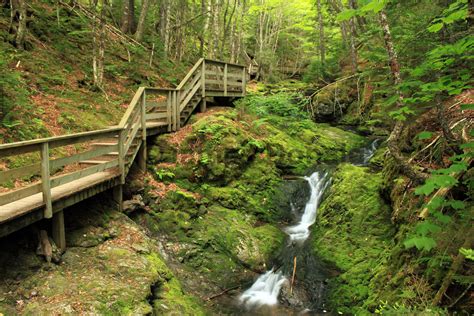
left=134, top=0, right=152, bottom=41
left=379, top=9, right=427, bottom=184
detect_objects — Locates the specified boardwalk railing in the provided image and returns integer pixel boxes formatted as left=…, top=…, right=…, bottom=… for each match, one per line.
left=0, top=58, right=245, bottom=249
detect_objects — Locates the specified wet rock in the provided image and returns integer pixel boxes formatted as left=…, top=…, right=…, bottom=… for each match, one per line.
left=122, top=194, right=146, bottom=214
left=279, top=278, right=310, bottom=308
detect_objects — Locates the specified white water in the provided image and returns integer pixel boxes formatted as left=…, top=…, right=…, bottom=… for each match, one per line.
left=285, top=172, right=329, bottom=243
left=354, top=139, right=379, bottom=166
left=239, top=270, right=288, bottom=308
left=239, top=171, right=329, bottom=309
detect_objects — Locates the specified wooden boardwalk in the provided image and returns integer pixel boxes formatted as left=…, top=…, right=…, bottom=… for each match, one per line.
left=0, top=58, right=246, bottom=250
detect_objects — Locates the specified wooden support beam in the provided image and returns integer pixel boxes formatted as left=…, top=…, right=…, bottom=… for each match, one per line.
left=175, top=90, right=181, bottom=131
left=112, top=185, right=123, bottom=212
left=202, top=59, right=206, bottom=100
left=52, top=210, right=66, bottom=253
left=224, top=63, right=228, bottom=96
left=167, top=91, right=172, bottom=132
left=138, top=92, right=147, bottom=171
left=40, top=143, right=53, bottom=219
left=200, top=97, right=207, bottom=113
left=118, top=130, right=125, bottom=184
left=242, top=66, right=247, bottom=95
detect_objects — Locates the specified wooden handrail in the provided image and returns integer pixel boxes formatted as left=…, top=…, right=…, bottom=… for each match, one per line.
left=0, top=58, right=245, bottom=223
left=176, top=58, right=204, bottom=90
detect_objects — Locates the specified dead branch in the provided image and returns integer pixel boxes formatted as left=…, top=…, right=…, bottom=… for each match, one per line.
left=290, top=256, right=297, bottom=294
left=206, top=285, right=241, bottom=301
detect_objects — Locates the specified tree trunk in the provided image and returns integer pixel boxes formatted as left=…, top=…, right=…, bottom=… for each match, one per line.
left=158, top=0, right=171, bottom=58
left=348, top=0, right=358, bottom=73
left=379, top=9, right=427, bottom=184
left=121, top=0, right=135, bottom=33
left=199, top=0, right=207, bottom=56
left=93, top=0, right=106, bottom=88
left=134, top=0, right=152, bottom=41
left=11, top=0, right=27, bottom=49
left=317, top=0, right=325, bottom=67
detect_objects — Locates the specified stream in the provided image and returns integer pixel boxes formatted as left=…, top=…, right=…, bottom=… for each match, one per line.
left=235, top=139, right=380, bottom=315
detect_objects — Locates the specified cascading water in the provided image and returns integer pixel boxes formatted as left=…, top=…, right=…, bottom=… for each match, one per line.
left=353, top=139, right=379, bottom=166
left=239, top=171, right=330, bottom=309
left=239, top=270, right=287, bottom=308
left=286, top=172, right=330, bottom=243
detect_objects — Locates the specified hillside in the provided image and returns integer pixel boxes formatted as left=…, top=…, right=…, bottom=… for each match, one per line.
left=0, top=1, right=188, bottom=143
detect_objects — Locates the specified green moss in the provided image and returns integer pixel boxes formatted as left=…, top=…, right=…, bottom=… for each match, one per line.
left=312, top=164, right=395, bottom=313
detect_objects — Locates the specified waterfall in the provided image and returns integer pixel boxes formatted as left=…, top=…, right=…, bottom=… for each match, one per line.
left=285, top=172, right=330, bottom=243
left=239, top=171, right=330, bottom=309
left=239, top=270, right=288, bottom=308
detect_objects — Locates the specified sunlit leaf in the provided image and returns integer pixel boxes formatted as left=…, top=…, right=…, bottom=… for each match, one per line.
left=428, top=23, right=444, bottom=33
left=417, top=131, right=433, bottom=140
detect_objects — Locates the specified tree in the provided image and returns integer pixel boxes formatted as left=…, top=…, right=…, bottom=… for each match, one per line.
left=378, top=9, right=428, bottom=184
left=92, top=0, right=106, bottom=88
left=9, top=0, right=27, bottom=49
left=135, top=0, right=153, bottom=41
left=121, top=0, right=135, bottom=34
left=317, top=0, right=325, bottom=67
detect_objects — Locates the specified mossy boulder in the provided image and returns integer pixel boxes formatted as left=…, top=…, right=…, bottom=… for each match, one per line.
left=312, top=164, right=395, bottom=314
left=0, top=205, right=205, bottom=315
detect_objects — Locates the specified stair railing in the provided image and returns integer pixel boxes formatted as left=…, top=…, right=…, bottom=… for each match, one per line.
left=0, top=58, right=245, bottom=219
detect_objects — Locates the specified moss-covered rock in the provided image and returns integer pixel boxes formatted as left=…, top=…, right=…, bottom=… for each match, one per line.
left=312, top=163, right=395, bottom=314
left=0, top=205, right=205, bottom=315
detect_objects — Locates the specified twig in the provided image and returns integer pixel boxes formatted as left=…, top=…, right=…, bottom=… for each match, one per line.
left=290, top=256, right=297, bottom=294
left=408, top=118, right=467, bottom=163
left=448, top=284, right=472, bottom=308
left=206, top=285, right=241, bottom=301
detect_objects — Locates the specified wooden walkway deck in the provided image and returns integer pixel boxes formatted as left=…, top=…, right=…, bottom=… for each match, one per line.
left=0, top=58, right=246, bottom=250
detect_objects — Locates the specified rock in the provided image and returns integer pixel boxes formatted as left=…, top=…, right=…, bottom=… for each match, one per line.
left=122, top=195, right=146, bottom=214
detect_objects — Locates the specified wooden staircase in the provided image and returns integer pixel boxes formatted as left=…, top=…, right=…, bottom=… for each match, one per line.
left=0, top=58, right=246, bottom=250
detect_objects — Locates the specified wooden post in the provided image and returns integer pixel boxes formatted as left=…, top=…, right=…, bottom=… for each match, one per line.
left=224, top=63, right=228, bottom=96
left=40, top=142, right=53, bottom=219
left=52, top=210, right=66, bottom=253
left=242, top=66, right=247, bottom=96
left=167, top=91, right=172, bottom=132
left=118, top=130, right=125, bottom=184
left=138, top=91, right=147, bottom=171
left=112, top=185, right=123, bottom=212
left=175, top=90, right=181, bottom=131
left=200, top=60, right=206, bottom=112
left=200, top=97, right=207, bottom=113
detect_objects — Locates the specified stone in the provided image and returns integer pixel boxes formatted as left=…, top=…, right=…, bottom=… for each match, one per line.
left=122, top=195, right=146, bottom=214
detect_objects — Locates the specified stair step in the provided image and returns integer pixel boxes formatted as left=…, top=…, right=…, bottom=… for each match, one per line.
left=91, top=142, right=118, bottom=146
left=79, top=160, right=109, bottom=165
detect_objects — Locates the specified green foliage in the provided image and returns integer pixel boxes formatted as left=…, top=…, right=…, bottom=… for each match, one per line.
left=155, top=169, right=175, bottom=181
left=427, top=0, right=468, bottom=33
left=405, top=141, right=470, bottom=252
left=459, top=248, right=474, bottom=261
left=241, top=93, right=309, bottom=119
